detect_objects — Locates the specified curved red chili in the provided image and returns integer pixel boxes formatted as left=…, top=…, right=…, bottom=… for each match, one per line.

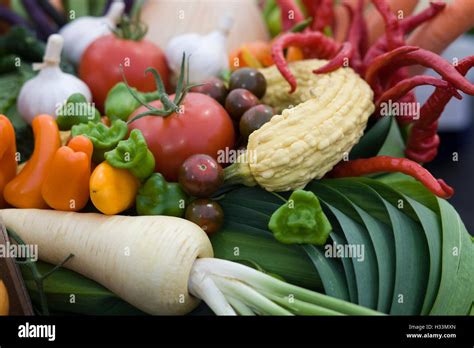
left=371, top=0, right=404, bottom=50
left=365, top=46, right=474, bottom=96
left=271, top=32, right=342, bottom=92
left=375, top=76, right=449, bottom=112
left=400, top=2, right=446, bottom=33
left=406, top=56, right=474, bottom=163
left=312, top=0, right=334, bottom=32
left=343, top=0, right=367, bottom=74
left=329, top=156, right=454, bottom=198
left=313, top=42, right=353, bottom=74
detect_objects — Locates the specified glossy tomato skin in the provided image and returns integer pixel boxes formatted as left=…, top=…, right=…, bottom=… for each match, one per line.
left=128, top=93, right=235, bottom=181
left=79, top=35, right=169, bottom=111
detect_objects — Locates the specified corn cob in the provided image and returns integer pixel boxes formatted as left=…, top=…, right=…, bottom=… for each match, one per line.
left=225, top=59, right=375, bottom=192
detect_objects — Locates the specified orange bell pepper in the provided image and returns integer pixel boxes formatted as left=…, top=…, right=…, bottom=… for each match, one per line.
left=4, top=115, right=60, bottom=209
left=41, top=136, right=93, bottom=211
left=0, top=115, right=17, bottom=208
left=229, top=41, right=274, bottom=71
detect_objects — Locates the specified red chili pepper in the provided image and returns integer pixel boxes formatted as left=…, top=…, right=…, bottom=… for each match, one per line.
left=400, top=1, right=446, bottom=33
left=276, top=0, right=305, bottom=32
left=365, top=46, right=474, bottom=96
left=364, top=2, right=446, bottom=68
left=343, top=0, right=367, bottom=74
left=329, top=156, right=454, bottom=199
left=406, top=56, right=474, bottom=163
left=375, top=75, right=449, bottom=113
left=313, top=42, right=353, bottom=74
left=312, top=0, right=334, bottom=32
left=371, top=0, right=404, bottom=50
left=271, top=32, right=343, bottom=92
left=365, top=45, right=418, bottom=95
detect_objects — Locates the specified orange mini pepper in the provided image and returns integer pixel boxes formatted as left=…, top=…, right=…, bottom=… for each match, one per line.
left=4, top=115, right=60, bottom=209
left=0, top=115, right=17, bottom=208
left=41, top=136, right=93, bottom=211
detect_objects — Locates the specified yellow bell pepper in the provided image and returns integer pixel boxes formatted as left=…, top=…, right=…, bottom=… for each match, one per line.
left=90, top=162, right=140, bottom=215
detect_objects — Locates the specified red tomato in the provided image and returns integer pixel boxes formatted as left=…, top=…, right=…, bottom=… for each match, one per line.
left=79, top=35, right=169, bottom=111
left=128, top=93, right=235, bottom=181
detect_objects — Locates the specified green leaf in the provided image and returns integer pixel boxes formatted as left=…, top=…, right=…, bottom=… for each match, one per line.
left=320, top=201, right=378, bottom=309
left=302, top=245, right=350, bottom=301
left=20, top=261, right=145, bottom=315
left=309, top=182, right=394, bottom=312
left=350, top=116, right=392, bottom=159
left=376, top=117, right=406, bottom=157
left=430, top=199, right=474, bottom=315
left=328, top=231, right=358, bottom=304
left=211, top=222, right=323, bottom=291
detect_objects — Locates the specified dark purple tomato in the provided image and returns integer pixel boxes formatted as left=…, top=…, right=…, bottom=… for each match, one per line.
left=239, top=104, right=274, bottom=142
left=178, top=154, right=224, bottom=198
left=185, top=199, right=224, bottom=235
left=229, top=68, right=267, bottom=99
left=190, top=77, right=228, bottom=105
left=225, top=89, right=259, bottom=121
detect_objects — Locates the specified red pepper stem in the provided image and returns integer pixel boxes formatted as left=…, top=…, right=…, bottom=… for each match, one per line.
left=371, top=0, right=404, bottom=50
left=329, top=156, right=454, bottom=199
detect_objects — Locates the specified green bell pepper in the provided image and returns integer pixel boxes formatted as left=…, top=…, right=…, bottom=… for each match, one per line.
left=136, top=173, right=188, bottom=217
left=268, top=190, right=332, bottom=245
left=56, top=93, right=101, bottom=131
left=105, top=82, right=159, bottom=122
left=71, top=120, right=128, bottom=163
left=104, top=129, right=155, bottom=180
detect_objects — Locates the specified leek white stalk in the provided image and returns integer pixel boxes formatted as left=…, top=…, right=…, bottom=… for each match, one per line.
left=17, top=34, right=92, bottom=125
left=59, top=0, right=125, bottom=65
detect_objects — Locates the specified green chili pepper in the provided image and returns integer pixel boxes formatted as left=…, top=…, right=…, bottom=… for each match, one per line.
left=136, top=173, right=188, bottom=217
left=268, top=190, right=332, bottom=245
left=56, top=93, right=101, bottom=131
left=71, top=120, right=128, bottom=163
left=104, top=82, right=159, bottom=122
left=104, top=129, right=155, bottom=180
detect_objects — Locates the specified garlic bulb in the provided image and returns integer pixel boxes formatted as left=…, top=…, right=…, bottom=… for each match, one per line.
left=59, top=0, right=125, bottom=65
left=165, top=15, right=234, bottom=83
left=17, top=34, right=92, bottom=125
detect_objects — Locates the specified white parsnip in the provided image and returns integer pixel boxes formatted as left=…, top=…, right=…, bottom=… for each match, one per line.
left=0, top=209, right=213, bottom=315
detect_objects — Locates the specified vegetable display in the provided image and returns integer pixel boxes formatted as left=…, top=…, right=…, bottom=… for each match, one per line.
left=0, top=0, right=472, bottom=320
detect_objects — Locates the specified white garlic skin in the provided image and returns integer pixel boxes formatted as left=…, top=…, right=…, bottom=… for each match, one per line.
left=17, top=66, right=92, bottom=125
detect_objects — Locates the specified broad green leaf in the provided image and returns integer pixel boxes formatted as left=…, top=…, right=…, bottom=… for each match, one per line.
left=322, top=202, right=378, bottom=309
left=302, top=245, right=350, bottom=301
left=430, top=199, right=474, bottom=315
left=212, top=221, right=323, bottom=291
left=377, top=117, right=406, bottom=157
left=328, top=231, right=358, bottom=304
left=310, top=182, right=395, bottom=313
left=21, top=262, right=145, bottom=315
left=350, top=116, right=392, bottom=159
